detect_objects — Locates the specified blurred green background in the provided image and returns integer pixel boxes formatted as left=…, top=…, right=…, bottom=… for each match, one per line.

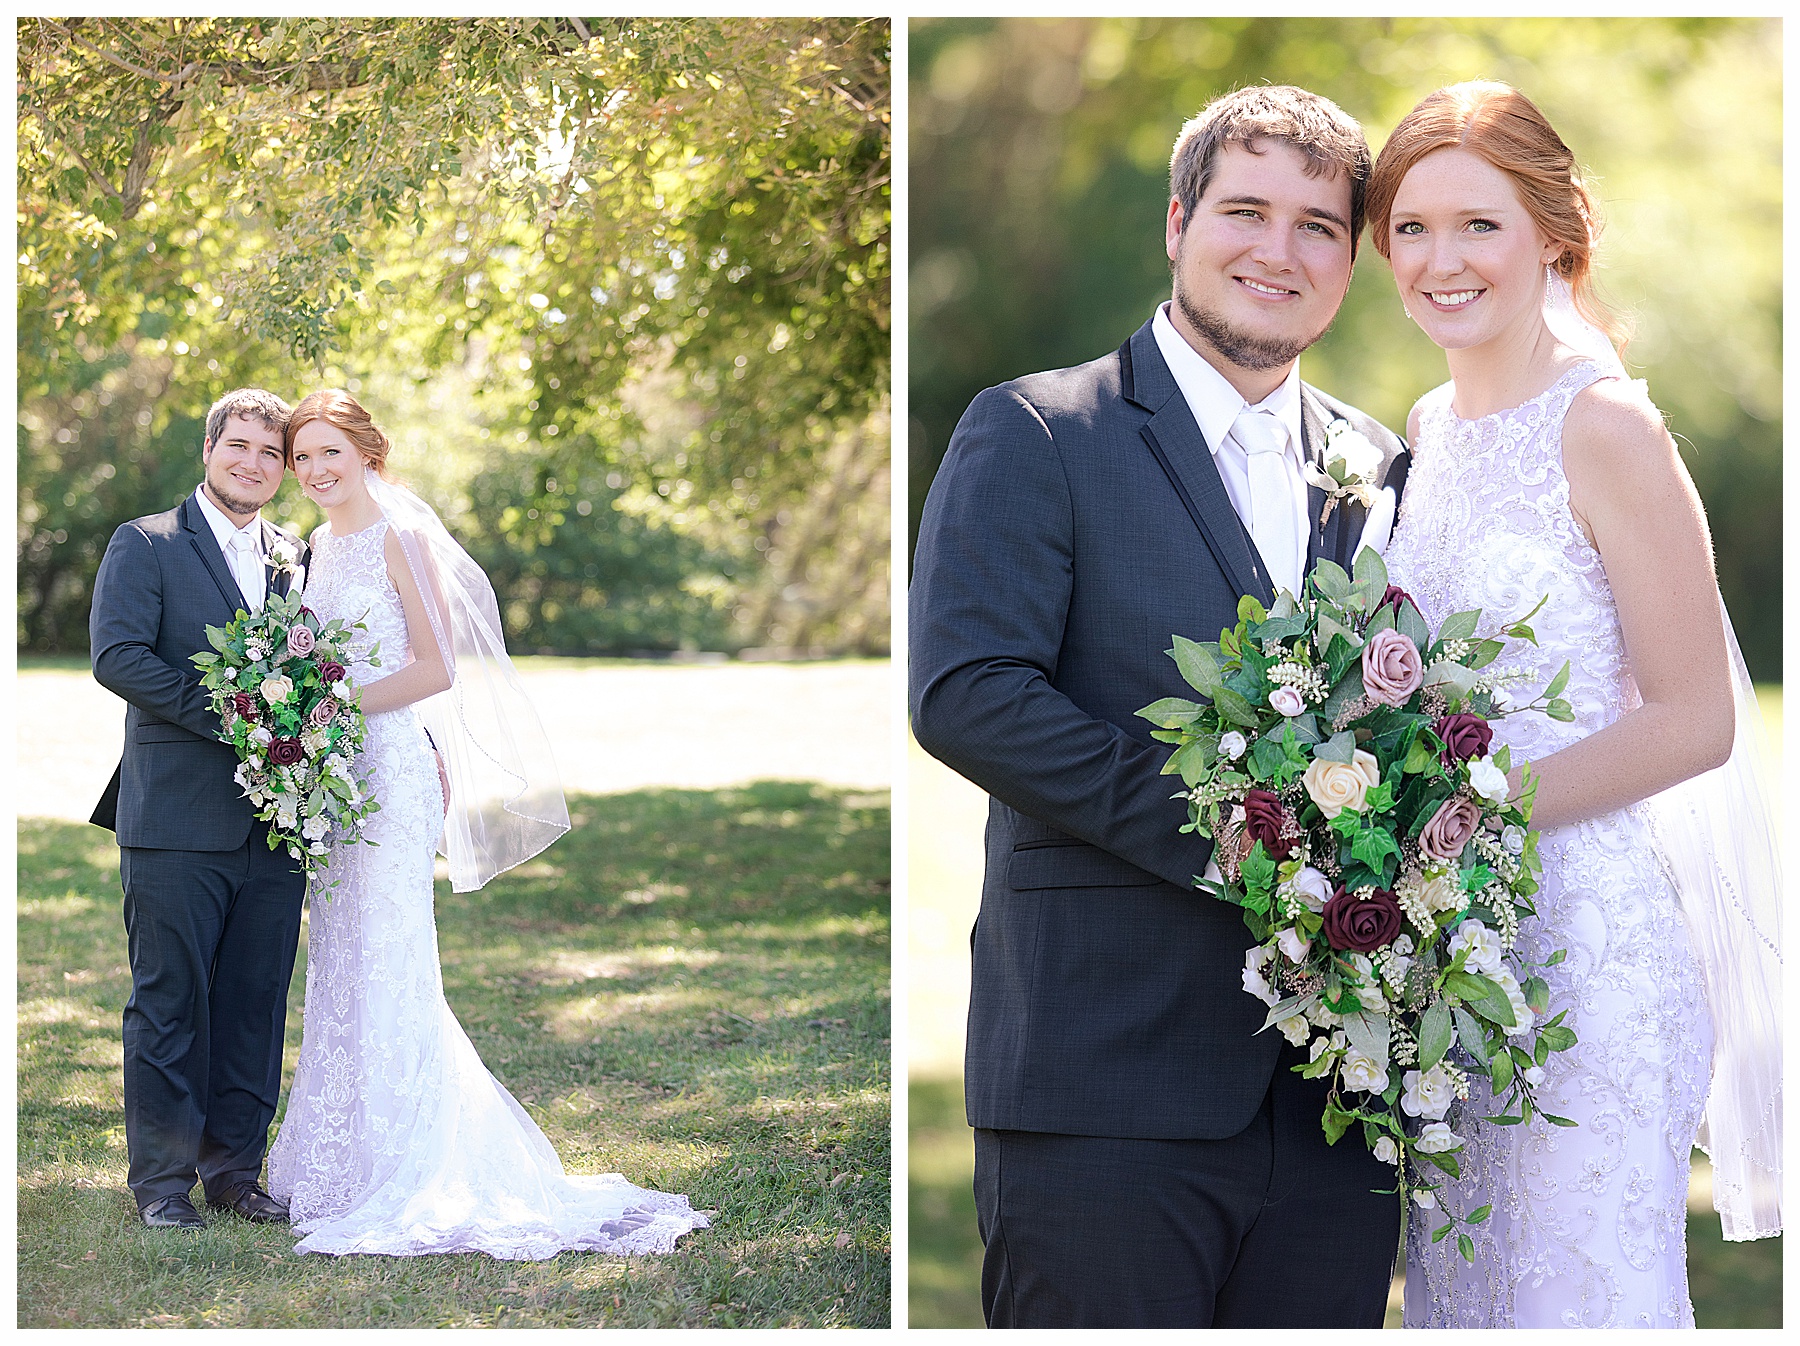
left=909, top=15, right=1779, bottom=679
left=20, top=18, right=890, bottom=659
left=907, top=16, right=1781, bottom=1329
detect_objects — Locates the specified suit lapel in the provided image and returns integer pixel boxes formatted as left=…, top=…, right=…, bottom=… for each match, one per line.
left=262, top=520, right=294, bottom=598
left=1301, top=385, right=1366, bottom=572
left=182, top=494, right=251, bottom=613
left=1124, top=323, right=1272, bottom=605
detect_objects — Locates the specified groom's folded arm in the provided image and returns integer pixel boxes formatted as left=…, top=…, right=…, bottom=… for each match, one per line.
left=90, top=523, right=223, bottom=742
left=911, top=387, right=1212, bottom=890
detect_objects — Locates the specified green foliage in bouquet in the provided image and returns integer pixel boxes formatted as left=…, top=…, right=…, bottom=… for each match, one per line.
left=192, top=590, right=381, bottom=888
left=1138, top=549, right=1580, bottom=1259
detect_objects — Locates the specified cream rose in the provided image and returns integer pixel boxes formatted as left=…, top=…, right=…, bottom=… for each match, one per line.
left=260, top=673, right=295, bottom=706
left=1302, top=749, right=1381, bottom=819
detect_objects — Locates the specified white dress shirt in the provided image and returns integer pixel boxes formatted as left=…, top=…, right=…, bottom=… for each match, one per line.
left=194, top=484, right=267, bottom=613
left=1151, top=303, right=1310, bottom=595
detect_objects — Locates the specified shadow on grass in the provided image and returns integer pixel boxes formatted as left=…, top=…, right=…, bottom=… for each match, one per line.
left=907, top=1075, right=1779, bottom=1329
left=20, top=781, right=890, bottom=1328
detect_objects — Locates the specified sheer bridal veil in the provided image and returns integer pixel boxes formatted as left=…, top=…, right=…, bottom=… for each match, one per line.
left=367, top=472, right=571, bottom=892
left=1546, top=269, right=1782, bottom=1241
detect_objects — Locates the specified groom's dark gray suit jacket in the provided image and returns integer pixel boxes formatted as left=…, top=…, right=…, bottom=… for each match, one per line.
left=90, top=492, right=308, bottom=850
left=911, top=318, right=1408, bottom=1140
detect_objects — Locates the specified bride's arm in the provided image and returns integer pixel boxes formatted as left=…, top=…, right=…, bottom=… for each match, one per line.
left=1508, top=380, right=1734, bottom=830
left=354, top=528, right=454, bottom=716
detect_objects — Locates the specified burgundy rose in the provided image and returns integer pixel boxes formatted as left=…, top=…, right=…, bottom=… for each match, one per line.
left=232, top=691, right=259, bottom=722
left=1321, top=885, right=1404, bottom=953
left=1434, top=712, right=1493, bottom=768
left=1419, top=793, right=1482, bottom=865
left=1362, top=627, right=1423, bottom=707
left=268, top=737, right=306, bottom=767
left=287, top=623, right=317, bottom=657
left=1380, top=585, right=1415, bottom=619
left=1242, top=788, right=1294, bottom=861
left=308, top=696, right=340, bottom=728
left=319, top=660, right=347, bottom=684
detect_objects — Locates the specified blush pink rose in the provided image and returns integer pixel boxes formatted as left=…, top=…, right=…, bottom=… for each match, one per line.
left=287, top=624, right=317, bottom=657
left=1362, top=627, right=1423, bottom=707
left=308, top=696, right=340, bottom=728
left=1418, top=793, right=1482, bottom=865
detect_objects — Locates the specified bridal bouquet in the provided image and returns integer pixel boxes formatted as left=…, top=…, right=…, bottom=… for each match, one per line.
left=1137, top=551, right=1579, bottom=1260
left=192, top=590, right=380, bottom=884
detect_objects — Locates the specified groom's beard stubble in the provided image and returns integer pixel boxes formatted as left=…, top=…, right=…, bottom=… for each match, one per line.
left=205, top=476, right=269, bottom=519
left=1174, top=280, right=1334, bottom=373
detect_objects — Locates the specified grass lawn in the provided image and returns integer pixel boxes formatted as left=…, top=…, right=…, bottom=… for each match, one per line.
left=20, top=780, right=890, bottom=1328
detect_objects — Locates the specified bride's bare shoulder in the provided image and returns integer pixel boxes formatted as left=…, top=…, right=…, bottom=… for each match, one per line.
left=1561, top=377, right=1675, bottom=476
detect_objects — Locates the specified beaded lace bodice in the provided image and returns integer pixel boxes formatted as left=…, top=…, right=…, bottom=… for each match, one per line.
left=267, top=516, right=707, bottom=1260
left=1385, top=363, right=1711, bottom=1328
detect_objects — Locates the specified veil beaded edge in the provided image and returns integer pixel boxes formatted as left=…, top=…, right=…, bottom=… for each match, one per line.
left=367, top=473, right=571, bottom=892
left=1547, top=267, right=1783, bottom=1240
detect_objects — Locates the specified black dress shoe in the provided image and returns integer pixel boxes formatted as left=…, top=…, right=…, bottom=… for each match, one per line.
left=208, top=1183, right=290, bottom=1224
left=140, top=1194, right=207, bottom=1230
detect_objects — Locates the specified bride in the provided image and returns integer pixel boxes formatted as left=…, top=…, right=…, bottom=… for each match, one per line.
left=1367, top=82, right=1780, bottom=1326
left=265, top=389, right=709, bottom=1258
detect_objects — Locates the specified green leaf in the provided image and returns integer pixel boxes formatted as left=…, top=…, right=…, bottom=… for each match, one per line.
left=1466, top=638, right=1505, bottom=670
left=1541, top=1112, right=1579, bottom=1128
left=1349, top=822, right=1401, bottom=873
left=1545, top=699, right=1575, bottom=722
left=1431, top=1219, right=1454, bottom=1244
left=1396, top=598, right=1431, bottom=650
left=1137, top=696, right=1204, bottom=728
left=1544, top=948, right=1567, bottom=967
left=1237, top=594, right=1268, bottom=625
left=1312, top=729, right=1358, bottom=764
left=1542, top=661, right=1571, bottom=700
left=1522, top=975, right=1550, bottom=1014
left=1417, top=998, right=1453, bottom=1072
left=1436, top=609, right=1481, bottom=644
left=1321, top=1101, right=1354, bottom=1145
left=1488, top=1042, right=1514, bottom=1093
left=1537, top=1023, right=1577, bottom=1053
left=1165, top=740, right=1209, bottom=787
left=1170, top=636, right=1223, bottom=697
left=1210, top=685, right=1261, bottom=728
left=1311, top=559, right=1351, bottom=604
left=1457, top=1232, right=1475, bottom=1263
left=1467, top=1204, right=1493, bottom=1225
left=1352, top=545, right=1389, bottom=599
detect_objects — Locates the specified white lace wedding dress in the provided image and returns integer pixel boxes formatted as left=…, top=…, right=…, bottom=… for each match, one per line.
left=1384, top=362, right=1713, bottom=1327
left=266, top=518, right=709, bottom=1258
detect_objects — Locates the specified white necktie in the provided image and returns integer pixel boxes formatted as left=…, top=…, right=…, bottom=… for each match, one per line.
left=1231, top=408, right=1302, bottom=599
left=228, top=527, right=266, bottom=613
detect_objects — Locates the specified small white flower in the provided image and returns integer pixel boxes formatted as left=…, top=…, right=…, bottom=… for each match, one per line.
left=1241, top=945, right=1279, bottom=1007
left=1416, top=1122, right=1464, bottom=1154
left=1269, top=686, right=1306, bottom=717
left=1340, top=1046, right=1390, bottom=1095
left=1276, top=1015, right=1310, bottom=1046
left=1468, top=754, right=1509, bottom=803
left=1285, top=865, right=1333, bottom=913
left=1276, top=926, right=1312, bottom=964
left=301, top=814, right=330, bottom=842
left=1449, top=919, right=1504, bottom=977
left=1310, top=1033, right=1337, bottom=1063
left=1523, top=1065, right=1547, bottom=1087
left=1502, top=824, right=1526, bottom=855
left=1373, top=1135, right=1401, bottom=1165
left=250, top=726, right=274, bottom=747
left=1401, top=1065, right=1456, bottom=1120
left=1413, top=1189, right=1438, bottom=1210
left=1219, top=730, right=1247, bottom=761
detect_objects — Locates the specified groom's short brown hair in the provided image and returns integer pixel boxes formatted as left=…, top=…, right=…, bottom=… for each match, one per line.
left=1170, top=85, right=1372, bottom=254
left=203, top=388, right=292, bottom=452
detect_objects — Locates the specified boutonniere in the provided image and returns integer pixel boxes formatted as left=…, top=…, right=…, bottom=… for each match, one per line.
left=269, top=539, right=305, bottom=593
left=1302, top=418, right=1383, bottom=527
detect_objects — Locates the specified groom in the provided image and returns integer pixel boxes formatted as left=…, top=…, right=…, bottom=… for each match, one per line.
left=910, top=86, right=1410, bottom=1327
left=90, top=388, right=309, bottom=1229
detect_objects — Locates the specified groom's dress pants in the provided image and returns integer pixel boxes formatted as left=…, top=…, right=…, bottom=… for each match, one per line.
left=973, top=1039, right=1401, bottom=1328
left=119, top=821, right=305, bottom=1209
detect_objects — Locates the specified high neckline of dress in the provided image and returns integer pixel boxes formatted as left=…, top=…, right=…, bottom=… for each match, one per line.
left=1443, top=359, right=1607, bottom=428
left=325, top=516, right=389, bottom=541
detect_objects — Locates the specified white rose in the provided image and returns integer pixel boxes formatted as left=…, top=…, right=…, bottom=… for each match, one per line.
left=301, top=814, right=330, bottom=842
left=1502, top=824, right=1526, bottom=855
left=260, top=673, right=295, bottom=706
left=1301, top=749, right=1381, bottom=819
left=250, top=726, right=274, bottom=747
left=1468, top=754, right=1509, bottom=803
left=1269, top=685, right=1306, bottom=717
left=1340, top=1046, right=1390, bottom=1095
left=1241, top=945, right=1279, bottom=1007
left=1276, top=926, right=1312, bottom=964
left=1310, top=1033, right=1337, bottom=1063
left=1401, top=1064, right=1455, bottom=1120
left=1416, top=1121, right=1464, bottom=1154
left=1220, top=731, right=1247, bottom=761
left=1286, top=865, right=1334, bottom=913
left=1523, top=1065, right=1547, bottom=1087
left=1325, top=422, right=1384, bottom=481
left=1449, top=919, right=1504, bottom=977
left=1275, top=1015, right=1310, bottom=1047
left=1373, top=1135, right=1400, bottom=1165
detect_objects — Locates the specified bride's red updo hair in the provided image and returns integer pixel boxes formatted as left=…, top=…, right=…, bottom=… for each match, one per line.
left=1366, top=80, right=1625, bottom=350
left=285, top=389, right=393, bottom=476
